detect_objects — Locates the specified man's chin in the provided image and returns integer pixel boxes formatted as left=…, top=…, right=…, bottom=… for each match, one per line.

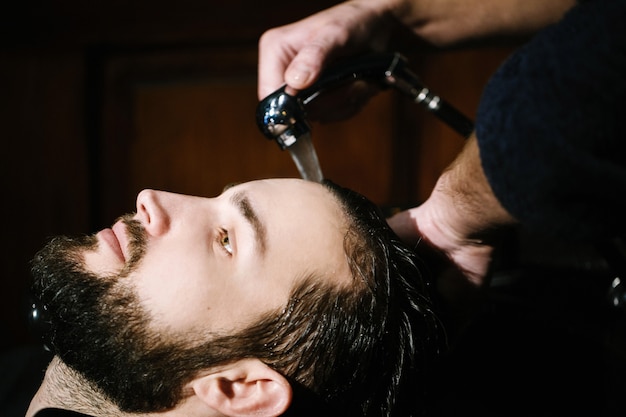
left=82, top=250, right=126, bottom=276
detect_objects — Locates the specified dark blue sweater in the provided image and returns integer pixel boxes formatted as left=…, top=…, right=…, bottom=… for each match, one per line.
left=476, top=0, right=626, bottom=242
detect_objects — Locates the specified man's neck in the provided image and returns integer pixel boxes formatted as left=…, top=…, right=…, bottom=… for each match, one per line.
left=26, top=356, right=124, bottom=417
left=26, top=356, right=211, bottom=417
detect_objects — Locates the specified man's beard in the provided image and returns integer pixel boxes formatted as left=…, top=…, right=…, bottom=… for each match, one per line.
left=30, top=215, right=213, bottom=412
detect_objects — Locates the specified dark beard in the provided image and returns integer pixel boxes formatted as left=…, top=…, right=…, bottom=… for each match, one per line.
left=29, top=215, right=204, bottom=412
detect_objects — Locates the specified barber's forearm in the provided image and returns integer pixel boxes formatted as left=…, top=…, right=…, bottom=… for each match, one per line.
left=370, top=0, right=577, bottom=46
left=436, top=133, right=516, bottom=236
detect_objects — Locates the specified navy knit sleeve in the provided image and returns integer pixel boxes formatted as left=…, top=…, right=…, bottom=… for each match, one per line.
left=476, top=0, right=626, bottom=242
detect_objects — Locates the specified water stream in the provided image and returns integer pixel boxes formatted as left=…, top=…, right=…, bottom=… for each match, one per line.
left=287, top=132, right=324, bottom=183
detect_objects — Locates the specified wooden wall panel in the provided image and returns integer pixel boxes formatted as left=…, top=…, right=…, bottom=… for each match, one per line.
left=97, top=47, right=402, bottom=227
left=130, top=83, right=399, bottom=204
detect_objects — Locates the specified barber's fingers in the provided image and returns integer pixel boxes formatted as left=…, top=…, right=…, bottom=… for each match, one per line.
left=257, top=28, right=298, bottom=99
left=390, top=202, right=495, bottom=287
left=283, top=43, right=336, bottom=94
left=387, top=209, right=422, bottom=246
left=257, top=20, right=349, bottom=99
left=257, top=0, right=391, bottom=99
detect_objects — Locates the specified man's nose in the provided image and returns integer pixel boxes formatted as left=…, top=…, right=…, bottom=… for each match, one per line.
left=136, top=189, right=171, bottom=236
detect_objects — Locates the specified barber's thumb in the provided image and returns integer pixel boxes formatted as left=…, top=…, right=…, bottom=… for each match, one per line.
left=284, top=62, right=316, bottom=92
left=386, top=210, right=420, bottom=246
left=283, top=46, right=329, bottom=91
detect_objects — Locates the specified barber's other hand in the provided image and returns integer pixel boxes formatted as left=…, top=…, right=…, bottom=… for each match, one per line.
left=257, top=0, right=395, bottom=100
left=387, top=198, right=496, bottom=288
left=387, top=134, right=517, bottom=288
left=387, top=198, right=504, bottom=340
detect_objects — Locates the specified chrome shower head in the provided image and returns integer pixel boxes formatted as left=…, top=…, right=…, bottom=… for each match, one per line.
left=256, top=85, right=310, bottom=150
left=256, top=52, right=474, bottom=152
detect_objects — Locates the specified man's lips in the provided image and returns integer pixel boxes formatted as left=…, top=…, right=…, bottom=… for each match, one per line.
left=112, top=221, right=131, bottom=261
left=98, top=221, right=129, bottom=263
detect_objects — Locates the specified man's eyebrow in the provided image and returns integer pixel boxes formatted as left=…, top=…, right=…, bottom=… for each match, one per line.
left=230, top=191, right=267, bottom=255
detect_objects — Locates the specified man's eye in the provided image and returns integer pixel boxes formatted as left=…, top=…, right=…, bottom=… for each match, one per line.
left=219, top=230, right=233, bottom=255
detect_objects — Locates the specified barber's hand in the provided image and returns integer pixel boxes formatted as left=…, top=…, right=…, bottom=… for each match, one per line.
left=388, top=198, right=502, bottom=339
left=258, top=0, right=578, bottom=101
left=386, top=135, right=516, bottom=339
left=387, top=196, right=496, bottom=288
left=257, top=0, right=395, bottom=101
left=387, top=134, right=517, bottom=288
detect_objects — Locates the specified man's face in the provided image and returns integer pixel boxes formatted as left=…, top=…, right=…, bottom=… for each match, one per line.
left=31, top=178, right=351, bottom=411
left=95, top=178, right=349, bottom=334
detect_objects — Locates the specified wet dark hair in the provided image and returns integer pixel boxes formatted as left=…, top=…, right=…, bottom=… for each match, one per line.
left=203, top=180, right=446, bottom=416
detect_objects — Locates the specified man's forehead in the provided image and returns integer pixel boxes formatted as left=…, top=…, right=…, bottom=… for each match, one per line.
left=235, top=179, right=345, bottom=241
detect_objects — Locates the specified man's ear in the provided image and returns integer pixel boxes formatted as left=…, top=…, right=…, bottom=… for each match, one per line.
left=190, top=358, right=292, bottom=417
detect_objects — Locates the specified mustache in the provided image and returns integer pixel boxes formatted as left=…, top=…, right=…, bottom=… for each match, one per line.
left=118, top=214, right=148, bottom=273
left=29, top=214, right=147, bottom=318
left=31, top=214, right=147, bottom=279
